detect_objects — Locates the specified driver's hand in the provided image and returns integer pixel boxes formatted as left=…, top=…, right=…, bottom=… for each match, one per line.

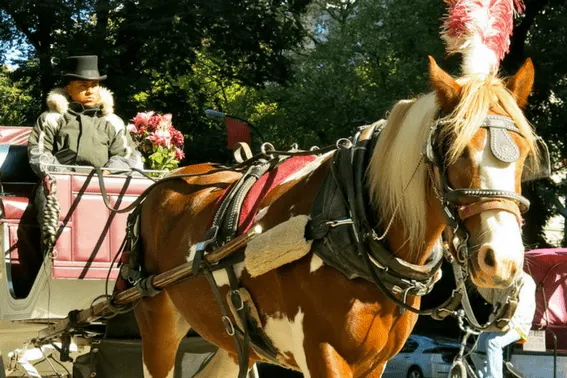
left=102, top=170, right=111, bottom=175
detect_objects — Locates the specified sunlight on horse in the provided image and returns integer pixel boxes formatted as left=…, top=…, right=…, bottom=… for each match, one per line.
left=134, top=57, right=538, bottom=377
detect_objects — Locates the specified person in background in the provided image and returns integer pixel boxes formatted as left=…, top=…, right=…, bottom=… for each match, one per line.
left=474, top=271, right=537, bottom=378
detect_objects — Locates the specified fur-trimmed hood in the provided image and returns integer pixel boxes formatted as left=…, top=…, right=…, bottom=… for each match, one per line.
left=47, top=87, right=116, bottom=116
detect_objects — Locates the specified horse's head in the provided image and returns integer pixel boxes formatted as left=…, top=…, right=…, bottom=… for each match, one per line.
left=428, top=56, right=540, bottom=289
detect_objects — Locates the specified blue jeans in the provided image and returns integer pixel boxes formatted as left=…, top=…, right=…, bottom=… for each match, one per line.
left=473, top=329, right=521, bottom=378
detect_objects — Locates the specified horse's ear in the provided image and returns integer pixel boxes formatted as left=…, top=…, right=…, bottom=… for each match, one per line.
left=428, top=56, right=461, bottom=112
left=506, top=58, right=535, bottom=109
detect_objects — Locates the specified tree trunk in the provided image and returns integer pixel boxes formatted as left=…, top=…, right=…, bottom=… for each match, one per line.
left=95, top=0, right=110, bottom=57
left=37, top=4, right=55, bottom=107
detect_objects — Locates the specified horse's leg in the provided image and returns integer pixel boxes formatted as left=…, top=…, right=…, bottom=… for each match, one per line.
left=135, top=290, right=190, bottom=378
left=193, top=348, right=245, bottom=378
left=304, top=343, right=354, bottom=378
left=366, top=363, right=387, bottom=378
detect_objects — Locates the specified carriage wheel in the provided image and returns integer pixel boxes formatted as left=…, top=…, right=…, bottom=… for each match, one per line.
left=449, top=360, right=467, bottom=378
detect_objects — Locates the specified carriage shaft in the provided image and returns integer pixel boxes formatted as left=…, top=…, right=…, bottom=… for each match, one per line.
left=34, top=226, right=262, bottom=342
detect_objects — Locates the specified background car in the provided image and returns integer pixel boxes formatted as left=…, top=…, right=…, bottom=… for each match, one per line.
left=382, top=334, right=461, bottom=378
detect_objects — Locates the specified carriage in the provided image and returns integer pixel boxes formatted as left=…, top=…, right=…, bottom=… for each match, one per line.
left=0, top=126, right=237, bottom=377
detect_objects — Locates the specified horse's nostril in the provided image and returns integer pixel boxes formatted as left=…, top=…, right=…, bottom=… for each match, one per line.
left=483, top=248, right=496, bottom=268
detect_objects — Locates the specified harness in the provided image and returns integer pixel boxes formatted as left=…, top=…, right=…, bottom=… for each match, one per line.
left=112, top=114, right=549, bottom=375
left=307, top=124, right=449, bottom=316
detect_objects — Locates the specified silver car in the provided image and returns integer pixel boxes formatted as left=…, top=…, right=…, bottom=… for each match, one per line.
left=383, top=335, right=461, bottom=378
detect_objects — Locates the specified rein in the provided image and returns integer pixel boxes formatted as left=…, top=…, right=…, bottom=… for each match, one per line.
left=93, top=144, right=337, bottom=215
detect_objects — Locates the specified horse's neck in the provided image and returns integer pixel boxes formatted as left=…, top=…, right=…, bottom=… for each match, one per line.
left=387, top=192, right=445, bottom=265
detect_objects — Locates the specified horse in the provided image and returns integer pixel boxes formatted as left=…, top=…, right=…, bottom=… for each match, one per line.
left=133, top=56, right=538, bottom=378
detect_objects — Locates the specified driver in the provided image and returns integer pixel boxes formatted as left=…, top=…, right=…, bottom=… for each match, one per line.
left=27, top=55, right=142, bottom=248
left=28, top=55, right=141, bottom=175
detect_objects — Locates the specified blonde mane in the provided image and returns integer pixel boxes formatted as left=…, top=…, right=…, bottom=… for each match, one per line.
left=367, top=75, right=537, bottom=255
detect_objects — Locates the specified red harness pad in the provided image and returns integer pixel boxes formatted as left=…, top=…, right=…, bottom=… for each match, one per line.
left=237, top=155, right=316, bottom=233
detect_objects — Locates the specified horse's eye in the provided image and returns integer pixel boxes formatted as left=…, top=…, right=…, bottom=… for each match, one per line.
left=460, top=149, right=469, bottom=159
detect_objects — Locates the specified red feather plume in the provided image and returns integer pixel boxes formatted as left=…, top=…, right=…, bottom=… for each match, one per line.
left=441, top=0, right=525, bottom=75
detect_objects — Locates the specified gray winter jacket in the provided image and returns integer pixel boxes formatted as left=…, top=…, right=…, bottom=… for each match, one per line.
left=28, top=87, right=142, bottom=176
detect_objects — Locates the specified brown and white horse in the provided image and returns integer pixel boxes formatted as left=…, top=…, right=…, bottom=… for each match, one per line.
left=134, top=57, right=538, bottom=378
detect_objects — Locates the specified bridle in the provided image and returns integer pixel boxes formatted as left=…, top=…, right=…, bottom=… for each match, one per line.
left=423, top=114, right=533, bottom=331
left=424, top=115, right=531, bottom=232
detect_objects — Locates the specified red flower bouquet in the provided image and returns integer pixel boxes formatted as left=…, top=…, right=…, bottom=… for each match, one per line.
left=127, top=112, right=185, bottom=171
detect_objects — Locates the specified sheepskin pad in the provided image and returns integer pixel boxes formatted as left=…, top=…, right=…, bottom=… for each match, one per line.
left=245, top=215, right=312, bottom=277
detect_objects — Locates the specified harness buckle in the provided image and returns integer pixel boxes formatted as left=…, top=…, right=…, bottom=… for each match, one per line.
left=222, top=315, right=236, bottom=336
left=192, top=226, right=219, bottom=275
left=230, top=290, right=245, bottom=311
left=195, top=226, right=219, bottom=253
left=336, top=138, right=352, bottom=150
left=326, top=219, right=354, bottom=228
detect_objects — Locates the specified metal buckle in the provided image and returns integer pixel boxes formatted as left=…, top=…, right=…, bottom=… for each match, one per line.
left=325, top=219, right=353, bottom=228
left=222, top=316, right=235, bottom=336
left=336, top=138, right=352, bottom=150
left=230, top=290, right=244, bottom=311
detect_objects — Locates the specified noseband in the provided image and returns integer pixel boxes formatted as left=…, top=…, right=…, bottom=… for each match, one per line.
left=424, top=115, right=530, bottom=230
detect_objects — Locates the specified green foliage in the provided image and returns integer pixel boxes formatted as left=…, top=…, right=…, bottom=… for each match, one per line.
left=238, top=0, right=452, bottom=148
left=0, top=66, right=37, bottom=125
left=146, top=145, right=179, bottom=171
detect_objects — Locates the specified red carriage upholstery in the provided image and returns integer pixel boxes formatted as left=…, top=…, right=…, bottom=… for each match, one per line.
left=0, top=126, right=32, bottom=146
left=49, top=173, right=150, bottom=279
left=525, top=249, right=567, bottom=351
left=0, top=126, right=153, bottom=297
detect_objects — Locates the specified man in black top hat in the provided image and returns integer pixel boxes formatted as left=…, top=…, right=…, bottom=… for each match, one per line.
left=28, top=55, right=142, bottom=242
left=28, top=55, right=141, bottom=176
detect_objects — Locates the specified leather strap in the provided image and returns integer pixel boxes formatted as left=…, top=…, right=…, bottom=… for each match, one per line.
left=204, top=268, right=249, bottom=378
left=458, top=199, right=523, bottom=226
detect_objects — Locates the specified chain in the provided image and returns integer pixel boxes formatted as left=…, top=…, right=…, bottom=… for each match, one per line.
left=426, top=164, right=443, bottom=202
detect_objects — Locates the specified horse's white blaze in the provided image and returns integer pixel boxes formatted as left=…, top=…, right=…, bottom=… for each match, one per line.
left=212, top=262, right=245, bottom=287
left=280, top=151, right=334, bottom=185
left=193, top=349, right=239, bottom=378
left=475, top=139, right=523, bottom=273
left=309, top=254, right=324, bottom=273
left=264, top=309, right=311, bottom=378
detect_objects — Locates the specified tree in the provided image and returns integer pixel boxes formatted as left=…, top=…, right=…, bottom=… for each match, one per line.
left=0, top=65, right=37, bottom=125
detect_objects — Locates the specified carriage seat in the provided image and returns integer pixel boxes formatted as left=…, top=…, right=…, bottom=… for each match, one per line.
left=0, top=126, right=41, bottom=298
left=0, top=126, right=36, bottom=220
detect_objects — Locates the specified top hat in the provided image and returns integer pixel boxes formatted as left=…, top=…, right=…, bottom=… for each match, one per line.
left=64, top=55, right=107, bottom=81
